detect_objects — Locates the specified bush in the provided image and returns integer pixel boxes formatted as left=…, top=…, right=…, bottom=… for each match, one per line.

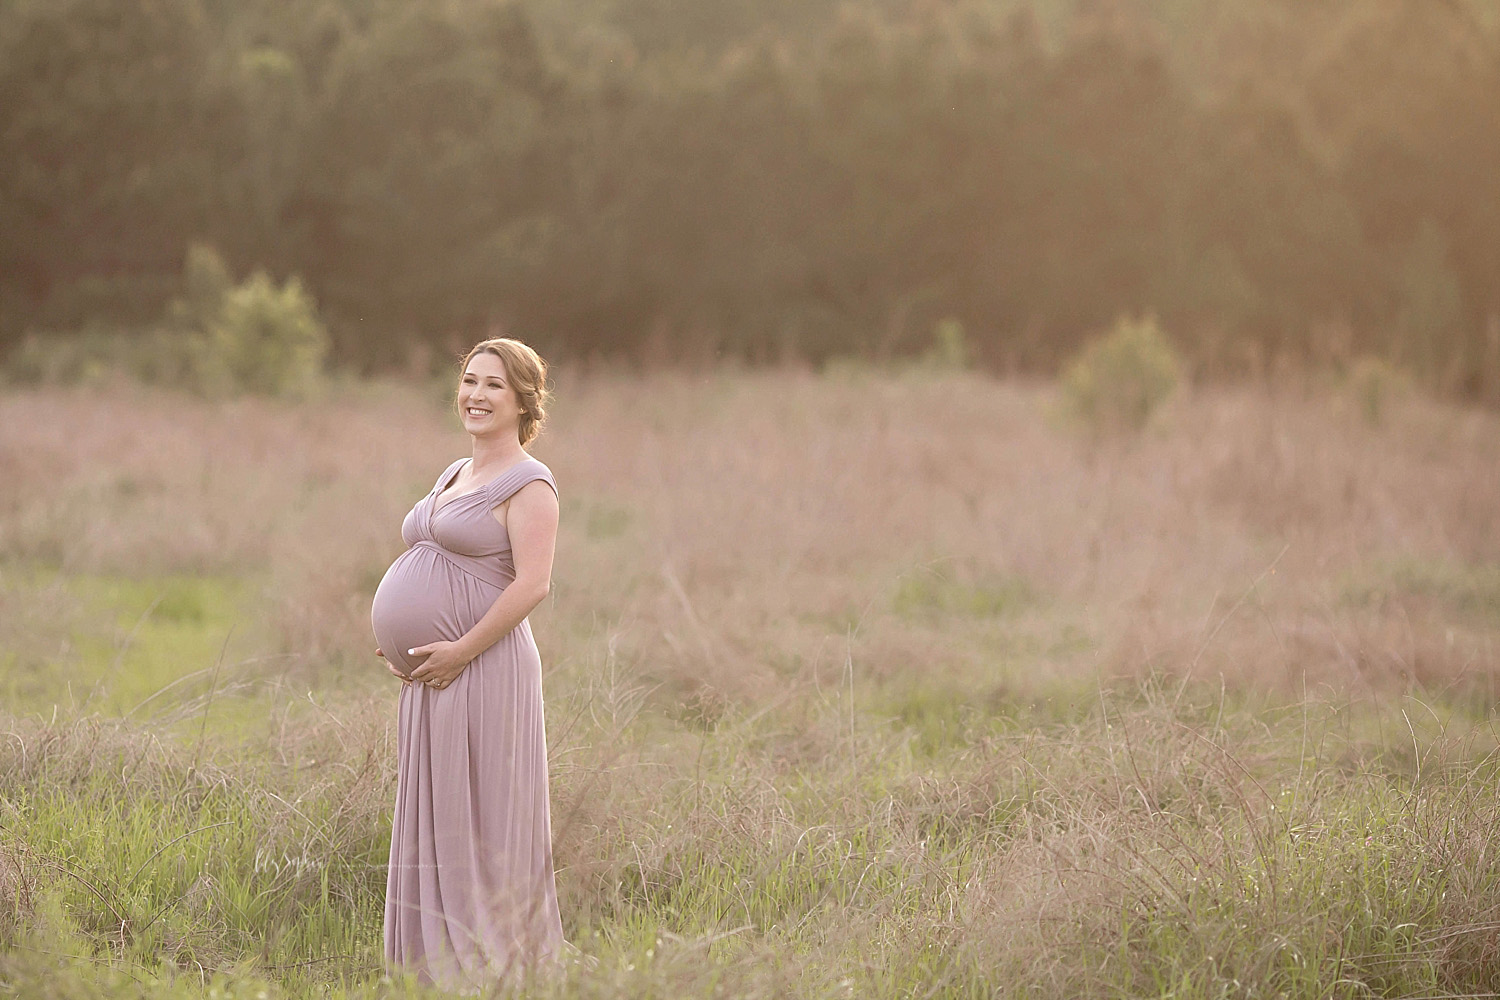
left=170, top=241, right=234, bottom=335
left=167, top=243, right=329, bottom=399
left=922, top=317, right=969, bottom=370
left=1345, top=355, right=1411, bottom=427
left=2, top=327, right=198, bottom=389
left=1060, top=314, right=1181, bottom=434
left=189, top=270, right=329, bottom=399
left=3, top=328, right=120, bottom=385
left=2, top=246, right=330, bottom=399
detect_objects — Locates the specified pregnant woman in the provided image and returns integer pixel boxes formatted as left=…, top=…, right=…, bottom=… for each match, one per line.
left=369, top=337, right=565, bottom=990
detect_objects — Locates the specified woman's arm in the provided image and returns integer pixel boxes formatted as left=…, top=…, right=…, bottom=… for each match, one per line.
left=407, top=479, right=559, bottom=687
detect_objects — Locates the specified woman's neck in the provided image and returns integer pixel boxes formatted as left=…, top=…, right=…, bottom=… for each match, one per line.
left=470, top=437, right=527, bottom=473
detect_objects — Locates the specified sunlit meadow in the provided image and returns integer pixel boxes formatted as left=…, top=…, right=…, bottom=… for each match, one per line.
left=2, top=364, right=1499, bottom=997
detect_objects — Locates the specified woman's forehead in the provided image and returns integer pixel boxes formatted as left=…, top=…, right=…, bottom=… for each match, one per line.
left=465, top=354, right=507, bottom=379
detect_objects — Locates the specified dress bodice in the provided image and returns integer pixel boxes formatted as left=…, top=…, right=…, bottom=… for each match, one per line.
left=402, top=457, right=558, bottom=559
left=392, top=457, right=559, bottom=590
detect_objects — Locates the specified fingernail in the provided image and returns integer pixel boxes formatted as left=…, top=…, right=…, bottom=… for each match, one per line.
left=407, top=649, right=415, bottom=655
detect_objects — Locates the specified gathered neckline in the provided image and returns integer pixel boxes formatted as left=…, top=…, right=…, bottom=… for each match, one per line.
left=430, top=456, right=534, bottom=516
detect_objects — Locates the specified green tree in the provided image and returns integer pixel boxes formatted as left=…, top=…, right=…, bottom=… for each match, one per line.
left=0, top=0, right=227, bottom=346
left=295, top=0, right=566, bottom=367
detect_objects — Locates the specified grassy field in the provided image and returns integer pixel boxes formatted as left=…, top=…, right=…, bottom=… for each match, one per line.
left=2, top=365, right=1499, bottom=998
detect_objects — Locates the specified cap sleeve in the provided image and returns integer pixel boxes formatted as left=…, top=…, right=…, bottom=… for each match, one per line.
left=489, top=459, right=558, bottom=505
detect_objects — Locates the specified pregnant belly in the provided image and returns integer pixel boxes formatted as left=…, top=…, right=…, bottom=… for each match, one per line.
left=371, top=546, right=479, bottom=676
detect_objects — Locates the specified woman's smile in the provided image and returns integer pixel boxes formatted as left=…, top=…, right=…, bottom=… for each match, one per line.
left=459, top=352, right=522, bottom=433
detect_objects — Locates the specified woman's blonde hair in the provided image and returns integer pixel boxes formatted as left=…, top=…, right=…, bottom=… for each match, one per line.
left=457, top=338, right=552, bottom=446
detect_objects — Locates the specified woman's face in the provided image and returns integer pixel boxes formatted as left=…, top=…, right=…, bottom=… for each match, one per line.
left=458, top=353, right=524, bottom=441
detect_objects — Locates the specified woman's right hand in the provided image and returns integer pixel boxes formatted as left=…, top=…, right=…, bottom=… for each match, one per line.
left=376, top=646, right=411, bottom=684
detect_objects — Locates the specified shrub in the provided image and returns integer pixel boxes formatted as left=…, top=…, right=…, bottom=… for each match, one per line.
left=1392, top=219, right=1463, bottom=388
left=1060, top=314, right=1181, bottom=434
left=1346, top=355, right=1411, bottom=427
left=3, top=328, right=116, bottom=385
left=169, top=241, right=234, bottom=334
left=2, top=245, right=330, bottom=399
left=2, top=327, right=198, bottom=388
left=922, top=317, right=969, bottom=370
left=190, top=270, right=329, bottom=399
left=163, top=244, right=329, bottom=399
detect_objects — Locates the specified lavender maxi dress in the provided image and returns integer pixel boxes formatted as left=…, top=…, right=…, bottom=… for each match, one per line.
left=370, top=456, right=564, bottom=989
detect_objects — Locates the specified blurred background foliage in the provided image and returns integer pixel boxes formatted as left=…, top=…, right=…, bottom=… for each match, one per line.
left=2, top=0, right=1499, bottom=399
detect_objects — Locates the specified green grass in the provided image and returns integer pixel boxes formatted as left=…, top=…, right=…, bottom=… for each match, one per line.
left=1339, top=556, right=1500, bottom=627
left=891, top=559, right=1038, bottom=621
left=6, top=666, right=1500, bottom=998
left=0, top=564, right=280, bottom=749
left=8, top=559, right=1500, bottom=998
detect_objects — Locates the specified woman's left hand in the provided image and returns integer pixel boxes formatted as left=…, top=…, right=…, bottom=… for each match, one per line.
left=406, top=640, right=471, bottom=690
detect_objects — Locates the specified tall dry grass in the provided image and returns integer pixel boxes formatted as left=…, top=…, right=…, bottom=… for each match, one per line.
left=2, top=365, right=1499, bottom=997
left=3, top=366, right=1496, bottom=703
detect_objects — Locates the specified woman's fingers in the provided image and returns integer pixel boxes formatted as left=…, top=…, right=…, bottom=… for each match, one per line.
left=411, top=670, right=446, bottom=689
left=375, top=647, right=384, bottom=657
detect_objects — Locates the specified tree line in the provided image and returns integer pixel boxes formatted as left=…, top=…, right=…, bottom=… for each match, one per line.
left=2, top=0, right=1497, bottom=397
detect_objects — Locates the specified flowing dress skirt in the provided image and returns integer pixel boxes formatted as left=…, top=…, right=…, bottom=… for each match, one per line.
left=381, top=562, right=563, bottom=989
